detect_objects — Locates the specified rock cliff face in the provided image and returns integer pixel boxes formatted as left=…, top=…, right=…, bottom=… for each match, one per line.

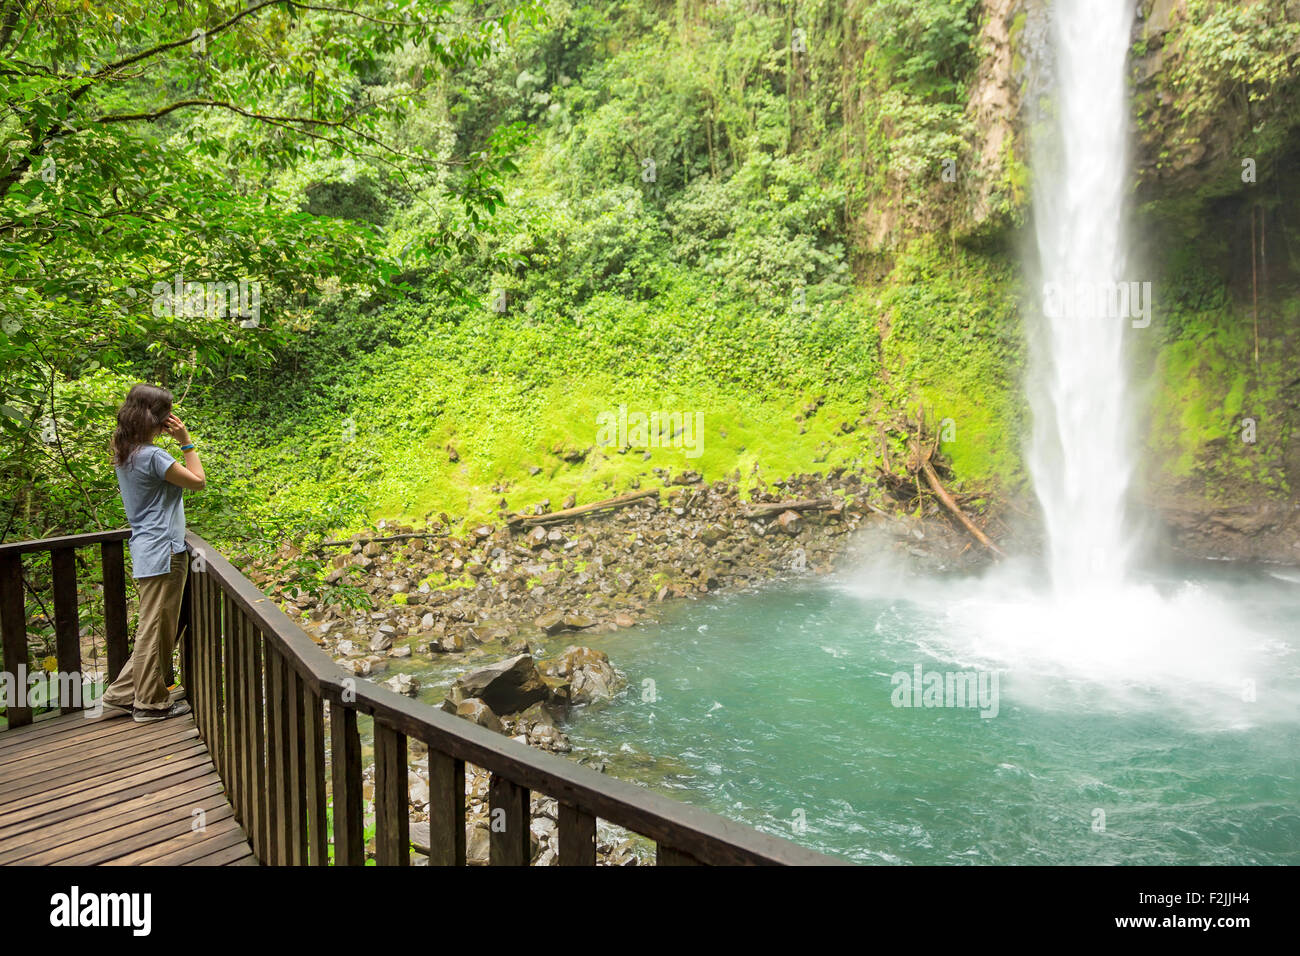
left=1131, top=0, right=1300, bottom=193
left=954, top=0, right=1300, bottom=221
left=1125, top=0, right=1300, bottom=563
left=949, top=0, right=1300, bottom=563
left=953, top=0, right=1036, bottom=240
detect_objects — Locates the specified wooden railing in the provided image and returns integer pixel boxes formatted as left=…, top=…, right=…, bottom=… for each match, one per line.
left=0, top=529, right=132, bottom=729
left=1, top=529, right=848, bottom=865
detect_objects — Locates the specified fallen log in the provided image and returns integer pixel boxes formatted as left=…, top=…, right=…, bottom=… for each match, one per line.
left=316, top=531, right=438, bottom=549
left=506, top=488, right=660, bottom=528
left=743, top=497, right=836, bottom=519
left=913, top=442, right=1005, bottom=559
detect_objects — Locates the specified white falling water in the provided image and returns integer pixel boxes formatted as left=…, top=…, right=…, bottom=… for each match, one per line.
left=847, top=0, right=1279, bottom=719
left=1028, top=0, right=1138, bottom=593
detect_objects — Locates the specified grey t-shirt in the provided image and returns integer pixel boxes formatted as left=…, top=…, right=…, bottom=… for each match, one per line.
left=116, top=444, right=186, bottom=578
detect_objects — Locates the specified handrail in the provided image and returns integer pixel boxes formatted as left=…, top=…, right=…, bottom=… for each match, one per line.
left=0, top=528, right=131, bottom=557
left=0, top=529, right=132, bottom=730
left=183, top=533, right=848, bottom=866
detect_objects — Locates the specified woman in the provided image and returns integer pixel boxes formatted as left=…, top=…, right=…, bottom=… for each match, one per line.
left=100, top=383, right=206, bottom=722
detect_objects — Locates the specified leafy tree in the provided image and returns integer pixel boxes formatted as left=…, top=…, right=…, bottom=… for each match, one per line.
left=0, top=0, right=543, bottom=540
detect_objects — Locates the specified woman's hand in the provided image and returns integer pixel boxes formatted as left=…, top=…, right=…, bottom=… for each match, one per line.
left=162, top=412, right=205, bottom=490
left=165, top=413, right=191, bottom=445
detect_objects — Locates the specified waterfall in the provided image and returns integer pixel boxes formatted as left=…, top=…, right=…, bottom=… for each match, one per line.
left=1028, top=0, right=1139, bottom=592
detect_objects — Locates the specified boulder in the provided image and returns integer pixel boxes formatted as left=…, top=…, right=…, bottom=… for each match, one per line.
left=453, top=654, right=549, bottom=714
left=337, top=658, right=372, bottom=677
left=517, top=703, right=572, bottom=752
left=776, top=510, right=803, bottom=535
left=410, top=820, right=431, bottom=855
left=468, top=621, right=516, bottom=643
left=541, top=675, right=571, bottom=705
left=429, top=632, right=464, bottom=654
left=546, top=646, right=624, bottom=704
left=534, top=609, right=566, bottom=635
left=384, top=673, right=419, bottom=697
left=455, top=697, right=503, bottom=732
left=466, top=823, right=491, bottom=865
left=700, top=525, right=726, bottom=545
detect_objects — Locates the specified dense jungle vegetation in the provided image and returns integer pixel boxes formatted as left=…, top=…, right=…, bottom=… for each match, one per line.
left=3, top=0, right=1297, bottom=559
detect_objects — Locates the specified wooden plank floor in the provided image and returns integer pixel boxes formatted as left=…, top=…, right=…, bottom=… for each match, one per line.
left=0, top=699, right=257, bottom=866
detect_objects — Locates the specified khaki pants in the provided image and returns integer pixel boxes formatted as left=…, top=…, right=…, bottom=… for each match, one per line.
left=103, top=551, right=188, bottom=711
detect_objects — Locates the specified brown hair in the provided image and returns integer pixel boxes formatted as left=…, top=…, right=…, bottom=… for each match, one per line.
left=111, top=383, right=173, bottom=467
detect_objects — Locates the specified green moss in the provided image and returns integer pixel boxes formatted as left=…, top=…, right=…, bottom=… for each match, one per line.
left=418, top=570, right=477, bottom=592
left=1009, top=11, right=1028, bottom=76
left=1146, top=304, right=1291, bottom=500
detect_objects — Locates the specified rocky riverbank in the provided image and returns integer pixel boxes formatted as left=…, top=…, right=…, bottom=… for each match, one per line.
left=257, top=468, right=991, bottom=644
left=247, top=467, right=992, bottom=863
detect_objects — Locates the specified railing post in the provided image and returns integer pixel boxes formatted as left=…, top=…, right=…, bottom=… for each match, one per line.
left=558, top=802, right=597, bottom=866
left=247, top=618, right=268, bottom=861
left=329, top=702, right=365, bottom=866
left=192, top=569, right=207, bottom=739
left=286, top=665, right=309, bottom=864
left=225, top=593, right=245, bottom=824
left=179, top=555, right=193, bottom=708
left=216, top=590, right=232, bottom=787
left=213, top=581, right=226, bottom=782
left=303, top=684, right=329, bottom=865
left=488, top=775, right=530, bottom=866
left=101, top=539, right=129, bottom=684
left=0, top=554, right=30, bottom=728
left=265, top=645, right=287, bottom=865
left=425, top=749, right=466, bottom=866
left=170, top=555, right=191, bottom=687
left=202, top=568, right=216, bottom=741
left=374, top=722, right=409, bottom=866
left=50, top=548, right=81, bottom=712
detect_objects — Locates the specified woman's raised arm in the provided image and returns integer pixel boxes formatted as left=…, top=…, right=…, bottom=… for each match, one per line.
left=162, top=413, right=206, bottom=491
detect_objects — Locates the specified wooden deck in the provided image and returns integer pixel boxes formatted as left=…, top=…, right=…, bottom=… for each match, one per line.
left=1, top=529, right=847, bottom=867
left=0, top=697, right=256, bottom=866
